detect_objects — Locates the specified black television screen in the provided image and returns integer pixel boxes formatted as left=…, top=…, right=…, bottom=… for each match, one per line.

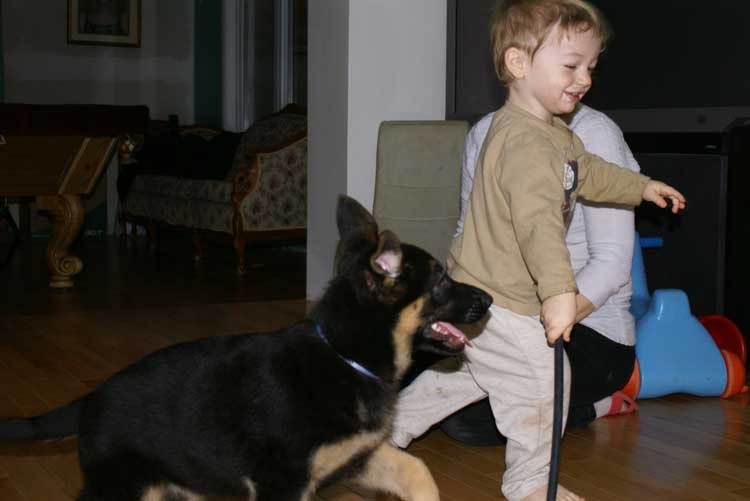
left=450, top=0, right=750, bottom=117
left=585, top=1, right=748, bottom=109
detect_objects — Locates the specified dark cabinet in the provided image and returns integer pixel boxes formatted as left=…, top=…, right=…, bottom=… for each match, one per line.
left=626, top=124, right=750, bottom=341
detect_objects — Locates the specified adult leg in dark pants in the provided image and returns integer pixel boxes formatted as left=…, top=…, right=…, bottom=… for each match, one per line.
left=564, top=323, right=635, bottom=428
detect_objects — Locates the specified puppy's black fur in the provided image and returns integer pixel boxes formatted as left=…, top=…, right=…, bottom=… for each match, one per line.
left=0, top=196, right=492, bottom=501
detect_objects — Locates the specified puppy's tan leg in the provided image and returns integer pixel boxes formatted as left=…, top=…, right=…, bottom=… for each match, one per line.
left=356, top=443, right=439, bottom=501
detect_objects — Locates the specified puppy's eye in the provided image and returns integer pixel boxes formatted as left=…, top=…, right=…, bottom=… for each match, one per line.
left=431, top=275, right=452, bottom=304
left=431, top=269, right=449, bottom=290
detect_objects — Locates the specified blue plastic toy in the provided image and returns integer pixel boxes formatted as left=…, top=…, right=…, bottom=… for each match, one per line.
left=624, top=233, right=747, bottom=400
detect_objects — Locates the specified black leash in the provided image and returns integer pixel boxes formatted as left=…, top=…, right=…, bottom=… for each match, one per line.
left=547, top=337, right=564, bottom=501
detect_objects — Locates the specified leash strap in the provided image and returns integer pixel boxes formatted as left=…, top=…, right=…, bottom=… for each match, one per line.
left=314, top=322, right=382, bottom=383
left=547, top=337, right=564, bottom=501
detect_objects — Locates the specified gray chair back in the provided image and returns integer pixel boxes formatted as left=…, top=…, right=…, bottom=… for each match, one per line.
left=373, top=120, right=469, bottom=262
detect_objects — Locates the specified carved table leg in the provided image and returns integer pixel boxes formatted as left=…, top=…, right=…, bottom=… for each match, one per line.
left=36, top=194, right=84, bottom=288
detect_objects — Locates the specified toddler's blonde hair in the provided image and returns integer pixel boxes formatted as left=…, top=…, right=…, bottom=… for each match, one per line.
left=490, top=0, right=611, bottom=84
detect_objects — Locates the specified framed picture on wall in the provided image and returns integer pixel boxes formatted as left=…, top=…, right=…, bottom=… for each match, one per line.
left=68, top=0, right=141, bottom=48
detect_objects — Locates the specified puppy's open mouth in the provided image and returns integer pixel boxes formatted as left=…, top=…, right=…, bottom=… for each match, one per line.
left=429, top=322, right=470, bottom=349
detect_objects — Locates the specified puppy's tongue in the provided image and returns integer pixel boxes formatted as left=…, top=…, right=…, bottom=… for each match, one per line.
left=430, top=321, right=470, bottom=349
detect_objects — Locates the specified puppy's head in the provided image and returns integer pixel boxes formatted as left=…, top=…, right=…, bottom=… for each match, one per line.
left=335, top=195, right=492, bottom=359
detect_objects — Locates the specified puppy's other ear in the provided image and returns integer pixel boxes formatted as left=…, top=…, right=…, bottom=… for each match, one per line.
left=337, top=195, right=378, bottom=244
left=370, top=230, right=402, bottom=277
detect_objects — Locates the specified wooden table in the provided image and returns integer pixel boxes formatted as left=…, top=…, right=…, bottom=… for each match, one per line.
left=0, top=135, right=117, bottom=288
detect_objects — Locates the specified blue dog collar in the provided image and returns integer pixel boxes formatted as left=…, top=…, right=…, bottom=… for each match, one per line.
left=314, top=322, right=382, bottom=383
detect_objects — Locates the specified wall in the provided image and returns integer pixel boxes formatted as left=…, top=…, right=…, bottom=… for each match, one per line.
left=346, top=1, right=447, bottom=206
left=307, top=0, right=447, bottom=299
left=307, top=0, right=349, bottom=298
left=2, top=0, right=194, bottom=122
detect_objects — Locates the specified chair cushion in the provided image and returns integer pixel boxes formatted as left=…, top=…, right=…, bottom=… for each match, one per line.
left=121, top=175, right=234, bottom=233
left=129, top=175, right=232, bottom=204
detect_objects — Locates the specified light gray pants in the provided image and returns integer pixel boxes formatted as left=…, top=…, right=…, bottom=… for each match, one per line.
left=392, top=304, right=571, bottom=501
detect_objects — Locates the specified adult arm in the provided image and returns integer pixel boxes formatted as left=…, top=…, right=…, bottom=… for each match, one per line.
left=572, top=116, right=639, bottom=317
left=456, top=113, right=494, bottom=237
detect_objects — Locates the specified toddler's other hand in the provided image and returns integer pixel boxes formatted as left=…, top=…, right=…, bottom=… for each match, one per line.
left=541, top=292, right=576, bottom=345
left=643, top=180, right=686, bottom=214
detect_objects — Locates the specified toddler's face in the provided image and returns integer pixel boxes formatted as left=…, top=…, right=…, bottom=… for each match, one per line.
left=516, top=23, right=602, bottom=121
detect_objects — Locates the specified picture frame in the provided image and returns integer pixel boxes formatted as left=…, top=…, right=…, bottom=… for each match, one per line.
left=68, top=0, right=141, bottom=48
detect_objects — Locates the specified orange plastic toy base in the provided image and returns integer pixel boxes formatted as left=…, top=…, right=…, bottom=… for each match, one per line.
left=719, top=349, right=749, bottom=398
left=621, top=358, right=641, bottom=400
left=700, top=315, right=747, bottom=363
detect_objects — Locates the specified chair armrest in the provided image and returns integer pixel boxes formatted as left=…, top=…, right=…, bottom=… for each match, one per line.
left=231, top=136, right=307, bottom=232
left=230, top=134, right=306, bottom=199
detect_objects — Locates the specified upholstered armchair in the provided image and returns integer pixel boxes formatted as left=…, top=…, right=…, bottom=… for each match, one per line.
left=119, top=105, right=307, bottom=274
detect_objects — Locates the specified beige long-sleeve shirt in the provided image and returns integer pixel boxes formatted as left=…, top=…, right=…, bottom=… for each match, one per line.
left=448, top=103, right=649, bottom=316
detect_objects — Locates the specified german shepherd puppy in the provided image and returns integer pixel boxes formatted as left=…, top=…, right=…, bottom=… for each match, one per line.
left=0, top=195, right=492, bottom=501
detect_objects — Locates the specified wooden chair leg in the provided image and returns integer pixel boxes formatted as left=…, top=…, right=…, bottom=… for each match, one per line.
left=127, top=222, right=139, bottom=248
left=118, top=212, right=134, bottom=242
left=193, top=229, right=204, bottom=263
left=234, top=234, right=247, bottom=275
left=145, top=220, right=158, bottom=253
left=146, top=220, right=158, bottom=241
left=0, top=204, right=20, bottom=266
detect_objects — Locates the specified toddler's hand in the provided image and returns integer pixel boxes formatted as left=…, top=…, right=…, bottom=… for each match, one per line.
left=541, top=292, right=576, bottom=345
left=643, top=180, right=686, bottom=214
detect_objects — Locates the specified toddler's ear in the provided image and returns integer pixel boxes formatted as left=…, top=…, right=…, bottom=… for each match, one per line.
left=504, top=47, right=528, bottom=80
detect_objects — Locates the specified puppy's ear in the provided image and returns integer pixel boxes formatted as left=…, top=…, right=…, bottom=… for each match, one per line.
left=370, top=230, right=402, bottom=277
left=337, top=195, right=378, bottom=244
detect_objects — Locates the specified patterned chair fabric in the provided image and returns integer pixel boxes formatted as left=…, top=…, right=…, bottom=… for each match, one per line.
left=239, top=139, right=307, bottom=231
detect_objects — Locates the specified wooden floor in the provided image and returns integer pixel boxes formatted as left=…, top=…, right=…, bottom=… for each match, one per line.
left=1, top=235, right=749, bottom=500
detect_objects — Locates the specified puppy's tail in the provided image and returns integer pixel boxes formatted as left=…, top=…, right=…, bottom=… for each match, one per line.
left=0, top=398, right=84, bottom=441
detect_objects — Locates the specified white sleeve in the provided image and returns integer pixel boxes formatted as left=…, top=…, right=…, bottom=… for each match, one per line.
left=455, top=112, right=494, bottom=237
left=573, top=114, right=641, bottom=308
